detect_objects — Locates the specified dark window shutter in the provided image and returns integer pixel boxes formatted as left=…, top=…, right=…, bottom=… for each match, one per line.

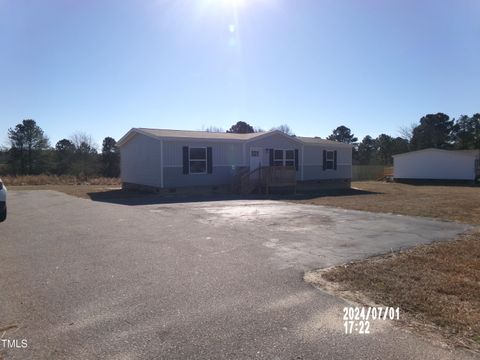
left=294, top=149, right=299, bottom=171
left=182, top=146, right=189, bottom=174
left=269, top=149, right=274, bottom=166
left=334, top=150, right=338, bottom=170
left=322, top=150, right=327, bottom=170
left=207, top=147, right=213, bottom=174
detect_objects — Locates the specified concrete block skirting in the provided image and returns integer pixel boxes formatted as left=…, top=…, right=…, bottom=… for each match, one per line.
left=122, top=182, right=161, bottom=193
left=122, top=182, right=233, bottom=194
left=297, top=179, right=351, bottom=192
left=123, top=178, right=351, bottom=194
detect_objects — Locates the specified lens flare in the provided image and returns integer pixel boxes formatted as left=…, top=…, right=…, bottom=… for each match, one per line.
left=202, top=0, right=247, bottom=9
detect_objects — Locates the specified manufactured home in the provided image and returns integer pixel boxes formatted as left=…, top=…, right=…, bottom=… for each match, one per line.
left=117, top=128, right=352, bottom=193
left=393, top=148, right=480, bottom=182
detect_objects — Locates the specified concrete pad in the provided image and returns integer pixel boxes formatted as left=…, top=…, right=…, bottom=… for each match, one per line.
left=149, top=199, right=470, bottom=269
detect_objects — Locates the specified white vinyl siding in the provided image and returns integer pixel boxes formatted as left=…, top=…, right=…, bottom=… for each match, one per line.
left=119, top=130, right=353, bottom=188
left=120, top=133, right=162, bottom=187
left=302, top=145, right=352, bottom=181
left=163, top=141, right=243, bottom=167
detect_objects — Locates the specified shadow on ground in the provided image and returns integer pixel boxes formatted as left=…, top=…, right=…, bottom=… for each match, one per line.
left=395, top=179, right=480, bottom=187
left=87, top=187, right=380, bottom=206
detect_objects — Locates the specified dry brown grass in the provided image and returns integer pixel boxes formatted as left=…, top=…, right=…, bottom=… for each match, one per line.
left=297, top=181, right=480, bottom=224
left=1, top=175, right=120, bottom=186
left=316, top=231, right=480, bottom=350
left=301, top=181, right=480, bottom=350
left=7, top=184, right=122, bottom=199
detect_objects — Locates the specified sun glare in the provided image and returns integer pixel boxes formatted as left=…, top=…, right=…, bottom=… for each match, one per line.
left=228, top=0, right=246, bottom=7
left=203, top=0, right=248, bottom=9
left=199, top=0, right=277, bottom=13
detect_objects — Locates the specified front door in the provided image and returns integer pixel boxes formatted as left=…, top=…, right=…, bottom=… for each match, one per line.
left=249, top=147, right=262, bottom=172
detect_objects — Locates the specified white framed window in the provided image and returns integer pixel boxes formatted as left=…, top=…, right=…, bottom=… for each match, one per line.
left=285, top=150, right=295, bottom=167
left=325, top=150, right=334, bottom=170
left=189, top=147, right=207, bottom=174
left=274, top=149, right=284, bottom=166
left=251, top=150, right=259, bottom=157
left=273, top=149, right=295, bottom=167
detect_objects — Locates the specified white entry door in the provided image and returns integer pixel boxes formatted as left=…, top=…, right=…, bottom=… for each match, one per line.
left=249, top=147, right=262, bottom=172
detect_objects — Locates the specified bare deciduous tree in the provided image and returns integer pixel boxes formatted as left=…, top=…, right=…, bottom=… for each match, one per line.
left=398, top=123, right=416, bottom=141
left=270, top=124, right=294, bottom=136
left=70, top=132, right=97, bottom=150
left=204, top=126, right=224, bottom=133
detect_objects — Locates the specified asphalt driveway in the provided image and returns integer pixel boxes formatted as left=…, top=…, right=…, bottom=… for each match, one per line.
left=0, top=190, right=475, bottom=359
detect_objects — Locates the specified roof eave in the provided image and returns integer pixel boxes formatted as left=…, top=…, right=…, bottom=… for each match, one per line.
left=301, top=140, right=353, bottom=148
left=392, top=148, right=479, bottom=158
left=245, top=130, right=305, bottom=145
left=118, top=128, right=258, bottom=145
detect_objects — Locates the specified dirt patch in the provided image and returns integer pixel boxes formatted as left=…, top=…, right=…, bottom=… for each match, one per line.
left=295, top=181, right=480, bottom=224
left=0, top=324, right=17, bottom=332
left=306, top=231, right=480, bottom=352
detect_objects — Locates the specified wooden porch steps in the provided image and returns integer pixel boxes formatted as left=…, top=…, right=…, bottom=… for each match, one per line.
left=232, top=166, right=297, bottom=194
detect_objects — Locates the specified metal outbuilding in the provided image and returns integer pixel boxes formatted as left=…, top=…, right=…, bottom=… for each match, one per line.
left=393, top=148, right=480, bottom=181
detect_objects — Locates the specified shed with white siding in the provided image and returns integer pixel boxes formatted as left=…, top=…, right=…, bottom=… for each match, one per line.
left=117, top=128, right=352, bottom=191
left=393, top=148, right=480, bottom=181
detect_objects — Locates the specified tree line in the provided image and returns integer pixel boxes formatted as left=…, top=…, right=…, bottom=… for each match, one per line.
left=1, top=119, right=120, bottom=177
left=219, top=113, right=480, bottom=166
left=349, top=112, right=480, bottom=165
left=1, top=113, right=478, bottom=176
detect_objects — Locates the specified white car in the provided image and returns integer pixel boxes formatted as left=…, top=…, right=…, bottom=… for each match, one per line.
left=0, top=178, right=6, bottom=222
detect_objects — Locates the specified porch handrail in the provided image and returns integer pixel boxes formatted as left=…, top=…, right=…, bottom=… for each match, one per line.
left=233, top=165, right=297, bottom=194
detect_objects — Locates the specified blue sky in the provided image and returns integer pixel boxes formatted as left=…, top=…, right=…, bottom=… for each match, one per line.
left=1, top=0, right=479, bottom=147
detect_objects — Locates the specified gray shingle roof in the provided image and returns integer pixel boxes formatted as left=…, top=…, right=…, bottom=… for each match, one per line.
left=119, top=128, right=352, bottom=147
left=296, top=136, right=353, bottom=147
left=136, top=128, right=264, bottom=140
